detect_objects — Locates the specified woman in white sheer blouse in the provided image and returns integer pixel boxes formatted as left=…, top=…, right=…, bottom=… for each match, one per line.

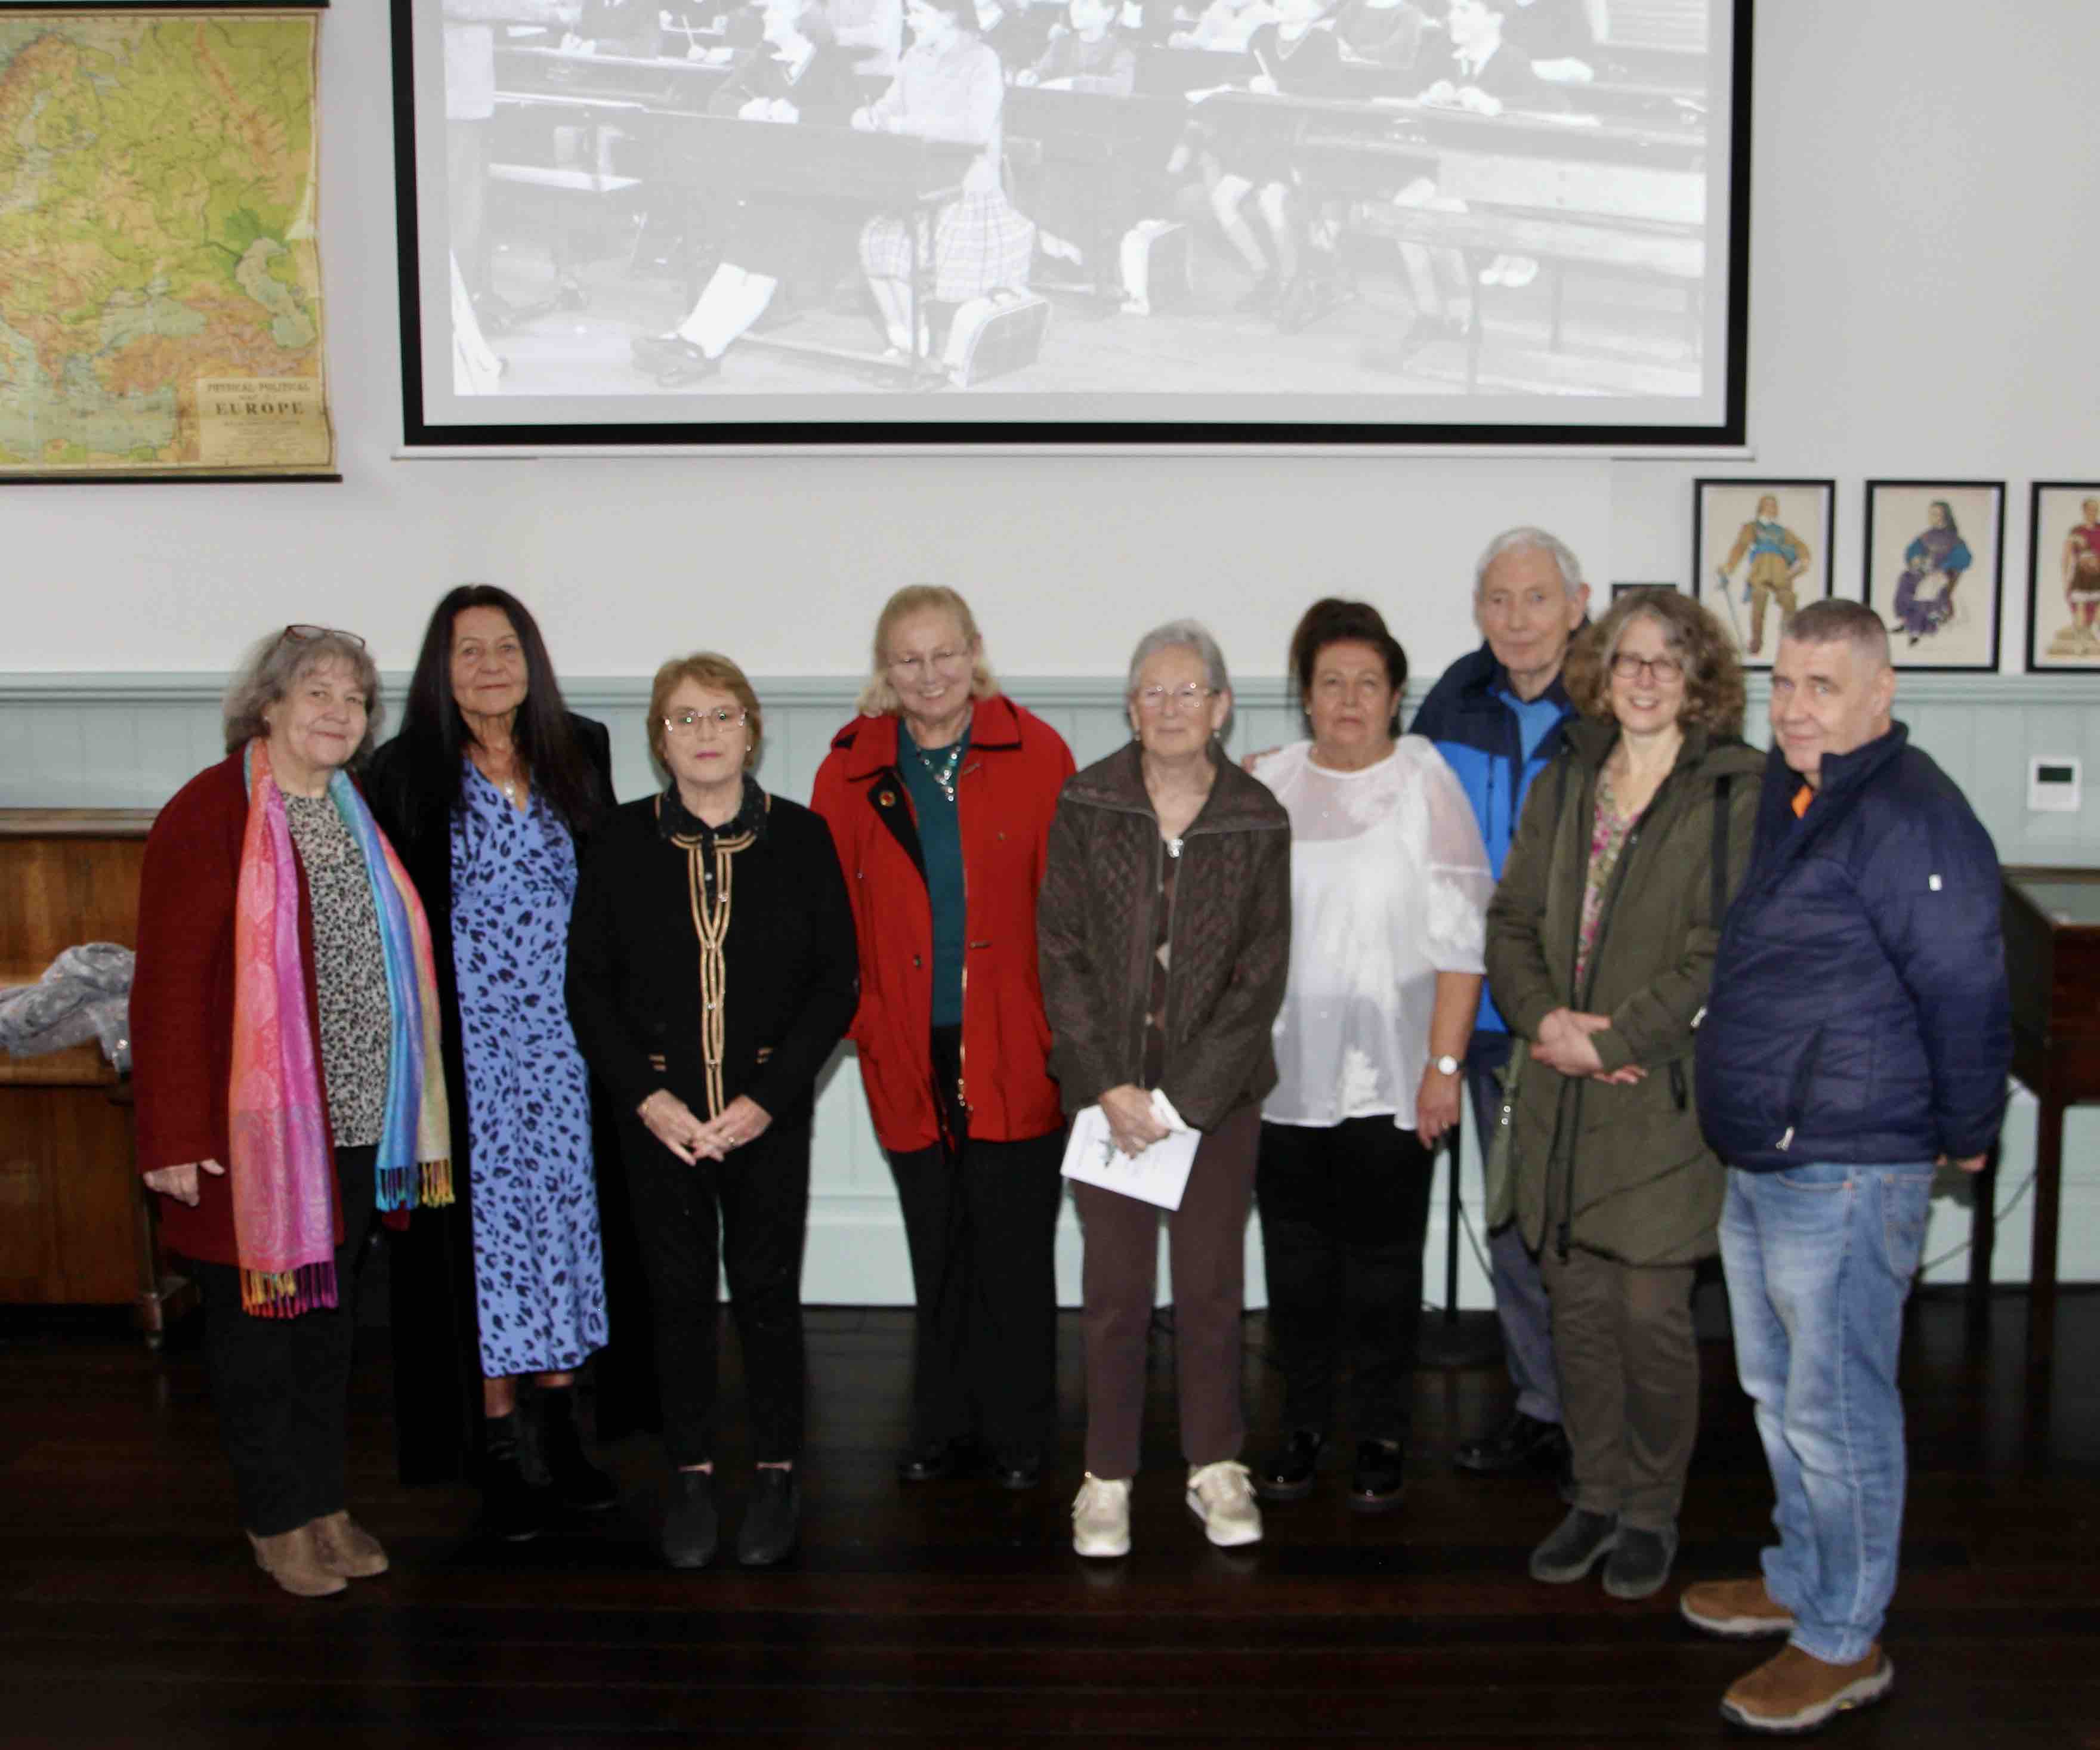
left=1247, top=598, right=1494, bottom=1514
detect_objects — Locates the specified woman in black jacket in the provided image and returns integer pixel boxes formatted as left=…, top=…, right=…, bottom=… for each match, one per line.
left=567, top=651, right=858, bottom=1572
left=366, top=584, right=638, bottom=1542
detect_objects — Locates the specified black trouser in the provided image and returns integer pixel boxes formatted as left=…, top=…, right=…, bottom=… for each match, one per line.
left=620, top=1113, right=810, bottom=1468
left=886, top=1031, right=1065, bottom=1462
left=1256, top=1117, right=1434, bottom=1447
left=192, top=1144, right=380, bottom=1538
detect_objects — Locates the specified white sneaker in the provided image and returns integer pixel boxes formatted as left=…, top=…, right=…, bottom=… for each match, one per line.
left=1072, top=1474, right=1132, bottom=1558
left=1185, top=1460, right=1263, bottom=1548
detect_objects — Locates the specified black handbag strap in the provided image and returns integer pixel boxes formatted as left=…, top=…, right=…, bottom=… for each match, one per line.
left=1710, top=772, right=1734, bottom=923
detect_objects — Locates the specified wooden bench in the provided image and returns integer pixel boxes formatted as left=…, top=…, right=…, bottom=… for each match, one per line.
left=0, top=809, right=192, bottom=1343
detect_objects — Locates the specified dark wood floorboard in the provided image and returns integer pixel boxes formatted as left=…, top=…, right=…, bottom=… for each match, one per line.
left=1, top=1289, right=2095, bottom=1746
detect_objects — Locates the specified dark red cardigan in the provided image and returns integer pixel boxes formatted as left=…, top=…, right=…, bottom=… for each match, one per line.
left=132, top=753, right=342, bottom=1269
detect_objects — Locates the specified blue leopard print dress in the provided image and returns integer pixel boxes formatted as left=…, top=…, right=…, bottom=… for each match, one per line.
left=452, top=765, right=609, bottom=1377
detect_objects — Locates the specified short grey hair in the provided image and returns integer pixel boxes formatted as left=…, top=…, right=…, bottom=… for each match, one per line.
left=1781, top=598, right=1891, bottom=670
left=222, top=628, right=384, bottom=759
left=1127, top=619, right=1233, bottom=740
left=1473, top=526, right=1586, bottom=600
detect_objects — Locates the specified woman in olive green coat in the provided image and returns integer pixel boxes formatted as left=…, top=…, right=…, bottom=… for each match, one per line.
left=1484, top=590, right=1762, bottom=1604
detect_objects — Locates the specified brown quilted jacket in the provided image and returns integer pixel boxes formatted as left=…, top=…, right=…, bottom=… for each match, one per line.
left=1037, top=742, right=1292, bottom=1133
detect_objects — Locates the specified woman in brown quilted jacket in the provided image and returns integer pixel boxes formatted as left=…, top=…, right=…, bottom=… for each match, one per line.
left=1037, top=619, right=1292, bottom=1560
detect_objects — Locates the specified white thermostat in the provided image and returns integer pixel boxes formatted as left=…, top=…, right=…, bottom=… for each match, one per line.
left=2028, top=756, right=2083, bottom=814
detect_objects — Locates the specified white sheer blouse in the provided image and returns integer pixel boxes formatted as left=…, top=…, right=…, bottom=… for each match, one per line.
left=1251, top=737, right=1496, bottom=1130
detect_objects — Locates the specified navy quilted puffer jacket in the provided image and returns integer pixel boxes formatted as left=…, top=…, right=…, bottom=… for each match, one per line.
left=1696, top=725, right=2011, bottom=1173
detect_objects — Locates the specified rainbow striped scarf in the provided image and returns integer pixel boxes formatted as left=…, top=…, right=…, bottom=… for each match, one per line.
left=228, top=740, right=452, bottom=1316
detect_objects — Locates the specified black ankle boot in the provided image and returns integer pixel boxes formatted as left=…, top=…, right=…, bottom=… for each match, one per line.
left=539, top=1387, right=619, bottom=1513
left=482, top=1412, right=549, bottom=1543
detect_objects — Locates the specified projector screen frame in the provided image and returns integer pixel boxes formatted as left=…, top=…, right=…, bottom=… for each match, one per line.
left=391, top=0, right=1753, bottom=453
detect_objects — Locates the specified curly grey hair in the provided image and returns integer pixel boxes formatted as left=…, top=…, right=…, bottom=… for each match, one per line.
left=1126, top=618, right=1234, bottom=741
left=221, top=627, right=384, bottom=760
left=1473, top=525, right=1587, bottom=600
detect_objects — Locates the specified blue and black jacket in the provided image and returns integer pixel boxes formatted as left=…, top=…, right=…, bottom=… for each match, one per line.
left=1409, top=641, right=1578, bottom=1033
left=1695, top=725, right=2011, bottom=1173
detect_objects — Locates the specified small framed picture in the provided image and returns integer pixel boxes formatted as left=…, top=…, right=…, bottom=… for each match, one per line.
left=1692, top=480, right=1837, bottom=666
left=1864, top=481, right=2005, bottom=671
left=2027, top=484, right=2100, bottom=670
left=1611, top=582, right=1680, bottom=600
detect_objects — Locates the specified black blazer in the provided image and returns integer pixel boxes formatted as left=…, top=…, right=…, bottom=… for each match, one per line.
left=567, top=791, right=860, bottom=1130
left=365, top=714, right=646, bottom=1479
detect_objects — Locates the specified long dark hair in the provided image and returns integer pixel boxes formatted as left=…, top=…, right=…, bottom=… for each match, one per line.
left=396, top=585, right=603, bottom=831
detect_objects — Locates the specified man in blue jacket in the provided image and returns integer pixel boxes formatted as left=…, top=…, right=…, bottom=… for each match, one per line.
left=1410, top=525, right=1588, bottom=1483
left=1684, top=600, right=2010, bottom=1735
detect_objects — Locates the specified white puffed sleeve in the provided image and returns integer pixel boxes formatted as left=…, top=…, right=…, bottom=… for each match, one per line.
left=1416, top=742, right=1496, bottom=975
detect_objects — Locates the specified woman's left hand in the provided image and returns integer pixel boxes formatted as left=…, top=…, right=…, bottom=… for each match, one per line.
left=696, top=1094, right=773, bottom=1161
left=1415, top=1061, right=1462, bottom=1148
left=1531, top=1009, right=1611, bottom=1077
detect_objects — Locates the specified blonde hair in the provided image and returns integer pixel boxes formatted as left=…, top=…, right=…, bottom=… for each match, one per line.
left=647, top=652, right=764, bottom=774
left=854, top=585, right=1000, bottom=717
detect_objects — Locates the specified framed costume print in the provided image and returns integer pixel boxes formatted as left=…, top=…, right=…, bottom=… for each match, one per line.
left=1864, top=481, right=2005, bottom=672
left=2027, top=484, right=2100, bottom=670
left=1692, top=480, right=1836, bottom=666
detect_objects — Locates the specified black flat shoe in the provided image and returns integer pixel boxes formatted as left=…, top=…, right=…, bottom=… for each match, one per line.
left=660, top=1469, right=719, bottom=1570
left=649, top=337, right=720, bottom=387
left=1454, top=1410, right=1570, bottom=1478
left=1348, top=1438, right=1406, bottom=1514
left=737, top=1468, right=801, bottom=1568
left=1528, top=1508, right=1619, bottom=1584
left=992, top=1452, right=1042, bottom=1492
left=897, top=1438, right=969, bottom=1483
left=1253, top=1429, right=1324, bottom=1502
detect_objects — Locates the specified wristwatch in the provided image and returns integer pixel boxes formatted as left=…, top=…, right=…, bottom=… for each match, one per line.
left=1433, top=1053, right=1461, bottom=1076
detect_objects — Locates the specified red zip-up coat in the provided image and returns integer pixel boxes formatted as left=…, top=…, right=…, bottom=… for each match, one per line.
left=811, top=694, right=1074, bottom=1152
left=131, top=754, right=345, bottom=1268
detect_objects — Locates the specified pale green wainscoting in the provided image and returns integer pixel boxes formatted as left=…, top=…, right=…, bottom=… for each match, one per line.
left=5, top=671, right=2097, bottom=1303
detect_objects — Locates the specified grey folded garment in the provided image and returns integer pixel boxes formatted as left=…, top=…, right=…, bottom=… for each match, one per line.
left=0, top=942, right=136, bottom=1073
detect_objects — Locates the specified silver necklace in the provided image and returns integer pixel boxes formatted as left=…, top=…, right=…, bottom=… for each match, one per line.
left=909, top=735, right=965, bottom=803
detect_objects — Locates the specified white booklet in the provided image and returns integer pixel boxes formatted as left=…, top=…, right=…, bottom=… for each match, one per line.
left=1060, top=1090, right=1201, bottom=1211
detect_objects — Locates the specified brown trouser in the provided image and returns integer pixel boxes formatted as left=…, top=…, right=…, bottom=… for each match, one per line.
left=1539, top=1245, right=1700, bottom=1531
left=1073, top=1105, right=1260, bottom=1480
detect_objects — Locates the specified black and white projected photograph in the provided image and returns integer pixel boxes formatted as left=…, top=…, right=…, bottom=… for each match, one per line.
left=394, top=0, right=1748, bottom=446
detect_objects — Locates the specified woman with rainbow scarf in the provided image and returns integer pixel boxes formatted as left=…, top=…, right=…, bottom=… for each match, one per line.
left=132, top=626, right=453, bottom=1600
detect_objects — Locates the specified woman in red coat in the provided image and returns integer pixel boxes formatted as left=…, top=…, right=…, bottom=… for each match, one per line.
left=811, top=586, right=1074, bottom=1489
left=132, top=627, right=452, bottom=1598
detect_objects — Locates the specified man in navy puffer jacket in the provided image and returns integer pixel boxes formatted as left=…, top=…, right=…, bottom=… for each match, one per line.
left=1684, top=600, right=2010, bottom=1736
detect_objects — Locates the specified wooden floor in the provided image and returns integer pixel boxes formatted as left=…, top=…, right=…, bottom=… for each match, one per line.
left=1, top=1289, right=2095, bottom=1747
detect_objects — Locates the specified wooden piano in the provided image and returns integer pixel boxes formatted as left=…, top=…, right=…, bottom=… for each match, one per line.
left=1974, top=867, right=2100, bottom=1372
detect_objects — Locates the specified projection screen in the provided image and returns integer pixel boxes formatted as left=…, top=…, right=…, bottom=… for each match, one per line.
left=394, top=0, right=1748, bottom=447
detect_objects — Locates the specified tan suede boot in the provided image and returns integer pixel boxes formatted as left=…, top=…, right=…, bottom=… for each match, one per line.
left=1720, top=1643, right=1894, bottom=1733
left=246, top=1525, right=348, bottom=1597
left=308, top=1511, right=389, bottom=1579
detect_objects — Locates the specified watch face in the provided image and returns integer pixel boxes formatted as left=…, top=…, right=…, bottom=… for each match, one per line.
left=1435, top=1054, right=1460, bottom=1075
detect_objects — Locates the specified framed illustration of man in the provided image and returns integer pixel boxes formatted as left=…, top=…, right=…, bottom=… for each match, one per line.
left=1692, top=479, right=1836, bottom=664
left=2028, top=484, right=2100, bottom=671
left=1864, top=481, right=2005, bottom=672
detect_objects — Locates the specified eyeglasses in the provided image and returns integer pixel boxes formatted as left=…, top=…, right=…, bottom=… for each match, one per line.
left=887, top=648, right=970, bottom=679
left=280, top=624, right=366, bottom=650
left=1134, top=684, right=1215, bottom=713
left=1609, top=653, right=1685, bottom=684
left=662, top=707, right=748, bottom=737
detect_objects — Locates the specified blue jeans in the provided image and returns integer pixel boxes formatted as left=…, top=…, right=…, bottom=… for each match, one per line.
left=1720, top=1161, right=1935, bottom=1665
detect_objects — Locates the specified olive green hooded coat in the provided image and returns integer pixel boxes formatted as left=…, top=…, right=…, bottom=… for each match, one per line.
left=1484, top=719, right=1765, bottom=1267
